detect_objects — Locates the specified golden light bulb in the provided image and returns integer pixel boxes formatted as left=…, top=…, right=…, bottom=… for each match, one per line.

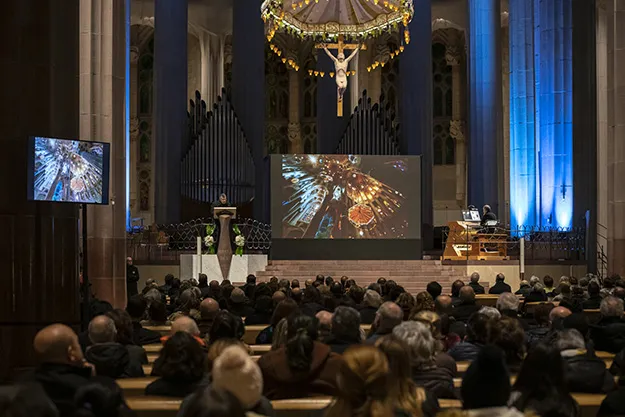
left=320, top=71, right=325, bottom=77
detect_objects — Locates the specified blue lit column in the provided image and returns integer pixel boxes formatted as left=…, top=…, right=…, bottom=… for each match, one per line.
left=467, top=0, right=503, bottom=214
left=537, top=0, right=573, bottom=228
left=509, top=0, right=537, bottom=228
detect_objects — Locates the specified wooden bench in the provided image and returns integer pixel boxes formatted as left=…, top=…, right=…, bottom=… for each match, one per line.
left=145, top=324, right=372, bottom=346
left=141, top=355, right=261, bottom=375
left=144, top=343, right=272, bottom=355
left=125, top=394, right=604, bottom=417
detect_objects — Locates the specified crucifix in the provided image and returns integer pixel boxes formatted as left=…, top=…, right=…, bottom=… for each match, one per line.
left=315, top=35, right=366, bottom=117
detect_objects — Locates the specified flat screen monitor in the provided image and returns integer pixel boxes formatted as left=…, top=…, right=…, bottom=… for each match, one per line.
left=462, top=209, right=481, bottom=222
left=27, top=136, right=110, bottom=204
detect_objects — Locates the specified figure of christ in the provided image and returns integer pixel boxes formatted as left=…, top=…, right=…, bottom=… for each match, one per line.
left=321, top=44, right=360, bottom=103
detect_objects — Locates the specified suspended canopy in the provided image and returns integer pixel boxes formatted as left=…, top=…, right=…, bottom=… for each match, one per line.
left=261, top=0, right=414, bottom=41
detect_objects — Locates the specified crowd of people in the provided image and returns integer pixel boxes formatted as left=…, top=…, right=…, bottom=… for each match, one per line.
left=4, top=271, right=625, bottom=417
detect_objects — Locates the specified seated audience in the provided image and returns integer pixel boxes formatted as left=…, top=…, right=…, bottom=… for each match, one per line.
left=590, top=296, right=625, bottom=353
left=84, top=315, right=144, bottom=379
left=583, top=281, right=603, bottom=310
left=409, top=291, right=436, bottom=318
left=488, top=316, right=526, bottom=373
left=31, top=324, right=113, bottom=416
left=258, top=314, right=342, bottom=399
left=468, top=272, right=485, bottom=294
left=323, top=345, right=397, bottom=417
left=393, top=321, right=455, bottom=399
left=291, top=287, right=303, bottom=304
left=159, top=274, right=174, bottom=295
left=271, top=318, right=289, bottom=351
left=396, top=293, right=415, bottom=320
left=227, top=288, right=254, bottom=318
left=413, top=311, right=457, bottom=375
left=360, top=290, right=383, bottom=324
left=179, top=386, right=248, bottom=417
left=599, top=374, right=625, bottom=416
left=316, top=310, right=333, bottom=343
left=198, top=298, right=220, bottom=338
left=106, top=309, right=148, bottom=365
left=449, top=312, right=491, bottom=362
left=427, top=281, right=443, bottom=300
left=510, top=344, right=579, bottom=417
left=0, top=383, right=59, bottom=417
left=256, top=298, right=299, bottom=344
left=601, top=276, right=617, bottom=298
left=146, top=332, right=207, bottom=397
left=208, top=311, right=244, bottom=345
left=327, top=306, right=362, bottom=354
left=515, top=280, right=531, bottom=297
left=126, top=295, right=161, bottom=345
left=451, top=286, right=480, bottom=323
left=376, top=335, right=439, bottom=417
left=554, top=282, right=573, bottom=303
left=450, top=280, right=465, bottom=307
left=366, top=302, right=403, bottom=344
left=169, top=289, right=202, bottom=322
left=525, top=302, right=554, bottom=348
left=207, top=280, right=222, bottom=300
left=245, top=295, right=274, bottom=325
left=165, top=316, right=205, bottom=347
left=241, top=274, right=257, bottom=300
left=300, top=286, right=326, bottom=318
left=73, top=382, right=132, bottom=417
left=496, top=292, right=527, bottom=329
left=523, top=282, right=548, bottom=303
left=488, top=273, right=512, bottom=295
left=435, top=295, right=453, bottom=317
left=142, top=299, right=169, bottom=326
left=543, top=275, right=555, bottom=295
left=555, top=329, right=615, bottom=393
left=460, top=346, right=523, bottom=417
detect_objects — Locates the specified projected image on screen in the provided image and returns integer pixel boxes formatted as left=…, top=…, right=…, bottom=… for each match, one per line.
left=281, top=154, right=412, bottom=239
left=32, top=137, right=106, bottom=203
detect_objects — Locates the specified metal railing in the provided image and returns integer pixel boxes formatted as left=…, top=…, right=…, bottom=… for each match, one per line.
left=126, top=217, right=271, bottom=263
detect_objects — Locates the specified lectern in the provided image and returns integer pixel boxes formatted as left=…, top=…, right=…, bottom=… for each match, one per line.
left=214, top=207, right=237, bottom=279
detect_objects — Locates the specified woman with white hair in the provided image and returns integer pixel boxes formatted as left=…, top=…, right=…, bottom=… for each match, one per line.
left=392, top=321, right=456, bottom=399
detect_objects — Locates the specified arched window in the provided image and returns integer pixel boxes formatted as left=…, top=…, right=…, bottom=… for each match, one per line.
left=432, top=42, right=454, bottom=165
left=301, top=58, right=318, bottom=152
left=265, top=45, right=290, bottom=154
left=381, top=42, right=401, bottom=130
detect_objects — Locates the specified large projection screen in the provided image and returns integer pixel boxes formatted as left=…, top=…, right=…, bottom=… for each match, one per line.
left=271, top=154, right=422, bottom=259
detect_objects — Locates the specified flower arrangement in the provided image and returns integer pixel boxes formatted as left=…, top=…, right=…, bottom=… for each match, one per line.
left=205, top=224, right=216, bottom=254
left=233, top=224, right=245, bottom=256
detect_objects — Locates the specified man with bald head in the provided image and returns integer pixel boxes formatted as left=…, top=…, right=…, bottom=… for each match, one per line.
left=435, top=295, right=453, bottom=316
left=316, top=310, right=333, bottom=343
left=291, top=287, right=303, bottom=304
left=198, top=297, right=220, bottom=338
left=272, top=290, right=286, bottom=306
left=171, top=316, right=201, bottom=337
left=32, top=324, right=109, bottom=415
left=305, top=279, right=313, bottom=289
left=366, top=301, right=403, bottom=344
left=84, top=315, right=144, bottom=378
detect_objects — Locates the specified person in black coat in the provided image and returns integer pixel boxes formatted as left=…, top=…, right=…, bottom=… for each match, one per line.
left=450, top=286, right=480, bottom=323
left=146, top=332, right=207, bottom=397
left=359, top=289, right=383, bottom=324
left=126, top=257, right=140, bottom=298
left=480, top=204, right=497, bottom=226
left=583, top=281, right=603, bottom=310
left=488, top=273, right=512, bottom=295
left=84, top=315, right=144, bottom=379
left=245, top=295, right=274, bottom=325
left=590, top=296, right=625, bottom=353
left=299, top=286, right=326, bottom=318
left=29, top=324, right=120, bottom=416
left=126, top=295, right=162, bottom=345
left=448, top=311, right=490, bottom=361
left=325, top=306, right=362, bottom=354
left=468, top=272, right=485, bottom=294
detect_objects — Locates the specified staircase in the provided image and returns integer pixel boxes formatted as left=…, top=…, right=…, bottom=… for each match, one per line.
left=255, top=260, right=467, bottom=294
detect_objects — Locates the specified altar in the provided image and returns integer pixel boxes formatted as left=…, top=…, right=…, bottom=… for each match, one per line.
left=180, top=254, right=268, bottom=283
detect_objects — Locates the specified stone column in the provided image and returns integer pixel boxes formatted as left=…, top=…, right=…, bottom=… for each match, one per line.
left=288, top=68, right=303, bottom=153
left=605, top=0, right=625, bottom=276
left=129, top=47, right=139, bottom=218
left=232, top=0, right=267, bottom=220
left=80, top=0, right=128, bottom=307
left=536, top=0, right=573, bottom=229
left=508, top=0, right=537, bottom=228
left=446, top=45, right=466, bottom=207
left=596, top=0, right=609, bottom=268
left=400, top=0, right=433, bottom=251
left=153, top=0, right=187, bottom=224
left=467, top=0, right=503, bottom=214
left=1, top=0, right=80, bottom=378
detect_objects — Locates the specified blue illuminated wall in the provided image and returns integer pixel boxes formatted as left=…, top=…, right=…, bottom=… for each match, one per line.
left=509, top=0, right=573, bottom=229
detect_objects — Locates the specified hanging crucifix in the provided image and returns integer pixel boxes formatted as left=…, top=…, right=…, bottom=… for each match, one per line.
left=316, top=35, right=365, bottom=117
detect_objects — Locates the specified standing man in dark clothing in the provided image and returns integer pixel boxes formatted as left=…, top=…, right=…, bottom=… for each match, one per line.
left=126, top=257, right=140, bottom=298
left=468, top=272, right=485, bottom=294
left=489, top=273, right=512, bottom=294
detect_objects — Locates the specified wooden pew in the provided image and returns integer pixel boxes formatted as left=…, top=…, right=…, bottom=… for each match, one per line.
left=141, top=355, right=261, bottom=375
left=144, top=343, right=272, bottom=356
left=475, top=295, right=500, bottom=307
left=125, top=394, right=604, bottom=417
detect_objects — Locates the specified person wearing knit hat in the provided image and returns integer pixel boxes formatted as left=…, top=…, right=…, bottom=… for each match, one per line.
left=461, top=345, right=520, bottom=415
left=211, top=345, right=274, bottom=415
